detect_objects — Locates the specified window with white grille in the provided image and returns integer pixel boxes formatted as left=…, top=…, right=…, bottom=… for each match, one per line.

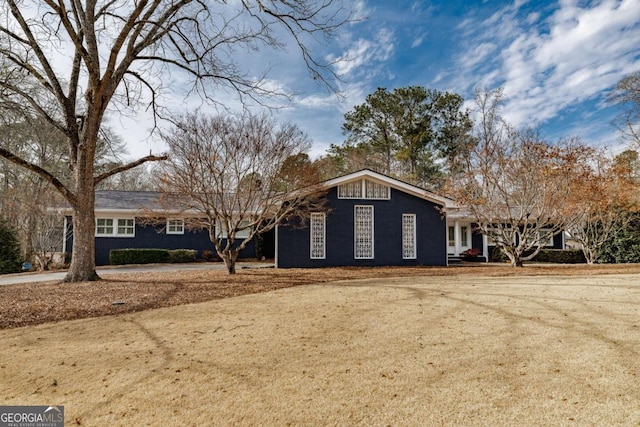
left=96, top=218, right=114, bottom=236
left=338, top=179, right=390, bottom=200
left=167, top=219, right=184, bottom=234
left=96, top=218, right=134, bottom=237
left=117, top=218, right=135, bottom=236
left=338, top=180, right=362, bottom=198
left=354, top=205, right=374, bottom=259
left=310, top=213, right=326, bottom=259
left=365, top=180, right=390, bottom=199
left=402, top=214, right=416, bottom=259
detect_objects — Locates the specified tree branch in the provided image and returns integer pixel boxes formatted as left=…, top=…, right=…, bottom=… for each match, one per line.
left=94, top=154, right=167, bottom=184
left=6, top=1, right=68, bottom=106
left=0, top=146, right=75, bottom=205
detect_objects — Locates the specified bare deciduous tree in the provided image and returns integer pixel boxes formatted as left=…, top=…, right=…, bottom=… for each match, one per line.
left=0, top=0, right=351, bottom=282
left=30, top=211, right=70, bottom=271
left=454, top=88, right=588, bottom=267
left=0, top=117, right=70, bottom=263
left=611, top=72, right=640, bottom=148
left=158, top=112, right=326, bottom=274
left=0, top=115, right=128, bottom=265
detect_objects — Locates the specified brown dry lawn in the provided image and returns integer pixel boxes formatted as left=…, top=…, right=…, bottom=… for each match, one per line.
left=1, top=264, right=640, bottom=426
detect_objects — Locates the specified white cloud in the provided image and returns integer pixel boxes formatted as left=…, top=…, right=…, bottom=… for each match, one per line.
left=330, top=39, right=374, bottom=76
left=351, top=0, right=371, bottom=22
left=120, top=0, right=640, bottom=162
left=452, top=0, right=640, bottom=137
left=293, top=93, right=339, bottom=109
left=534, top=0, right=639, bottom=71
left=328, top=27, right=395, bottom=79
left=411, top=34, right=425, bottom=48
left=526, top=11, right=541, bottom=24
left=459, top=42, right=498, bottom=70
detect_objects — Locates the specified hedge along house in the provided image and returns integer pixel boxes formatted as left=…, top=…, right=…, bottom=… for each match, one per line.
left=59, top=191, right=268, bottom=266
left=275, top=169, right=465, bottom=268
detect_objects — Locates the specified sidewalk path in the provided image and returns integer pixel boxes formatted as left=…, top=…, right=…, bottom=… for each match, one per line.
left=0, top=262, right=274, bottom=286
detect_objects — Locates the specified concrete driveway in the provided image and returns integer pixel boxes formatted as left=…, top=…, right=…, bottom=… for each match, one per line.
left=0, top=262, right=274, bottom=286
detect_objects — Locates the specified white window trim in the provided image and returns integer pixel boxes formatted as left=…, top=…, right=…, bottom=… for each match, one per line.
left=365, top=179, right=391, bottom=200
left=95, top=218, right=114, bottom=236
left=338, top=179, right=390, bottom=200
left=95, top=217, right=135, bottom=237
left=310, top=213, right=326, bottom=259
left=167, top=218, right=185, bottom=235
left=402, top=214, right=417, bottom=259
left=354, top=205, right=374, bottom=259
left=337, top=180, right=362, bottom=199
left=117, top=218, right=135, bottom=236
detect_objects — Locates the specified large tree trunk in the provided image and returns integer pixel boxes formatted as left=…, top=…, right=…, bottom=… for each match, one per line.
left=64, top=146, right=100, bottom=282
left=64, top=200, right=99, bottom=282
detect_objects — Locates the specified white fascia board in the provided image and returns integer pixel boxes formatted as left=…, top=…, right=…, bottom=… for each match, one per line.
left=47, top=206, right=72, bottom=215
left=56, top=208, right=203, bottom=217
left=444, top=207, right=476, bottom=221
left=95, top=208, right=203, bottom=216
left=322, top=169, right=457, bottom=208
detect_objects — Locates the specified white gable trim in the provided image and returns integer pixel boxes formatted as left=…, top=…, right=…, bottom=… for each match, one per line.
left=322, top=169, right=457, bottom=208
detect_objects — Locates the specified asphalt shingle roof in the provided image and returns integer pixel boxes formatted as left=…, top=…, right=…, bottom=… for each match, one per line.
left=94, top=191, right=165, bottom=210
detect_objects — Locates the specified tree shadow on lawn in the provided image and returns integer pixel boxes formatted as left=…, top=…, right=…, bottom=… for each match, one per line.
left=3, top=264, right=640, bottom=330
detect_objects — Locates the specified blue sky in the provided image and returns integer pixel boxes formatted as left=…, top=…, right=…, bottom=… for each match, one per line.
left=121, top=0, right=640, bottom=160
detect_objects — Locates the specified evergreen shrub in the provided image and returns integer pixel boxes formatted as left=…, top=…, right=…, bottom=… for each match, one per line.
left=0, top=220, right=22, bottom=274
left=168, top=249, right=197, bottom=263
left=109, top=248, right=170, bottom=265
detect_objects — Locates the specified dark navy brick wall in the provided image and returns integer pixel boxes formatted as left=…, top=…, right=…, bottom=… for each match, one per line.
left=277, top=187, right=446, bottom=268
left=66, top=217, right=259, bottom=265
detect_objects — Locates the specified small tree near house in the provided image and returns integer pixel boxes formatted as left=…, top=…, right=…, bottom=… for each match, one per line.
left=158, top=112, right=326, bottom=274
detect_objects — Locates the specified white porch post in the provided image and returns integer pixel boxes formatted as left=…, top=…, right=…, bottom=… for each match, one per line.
left=454, top=220, right=460, bottom=256
left=62, top=216, right=68, bottom=254
left=483, top=229, right=489, bottom=262
left=274, top=224, right=279, bottom=268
